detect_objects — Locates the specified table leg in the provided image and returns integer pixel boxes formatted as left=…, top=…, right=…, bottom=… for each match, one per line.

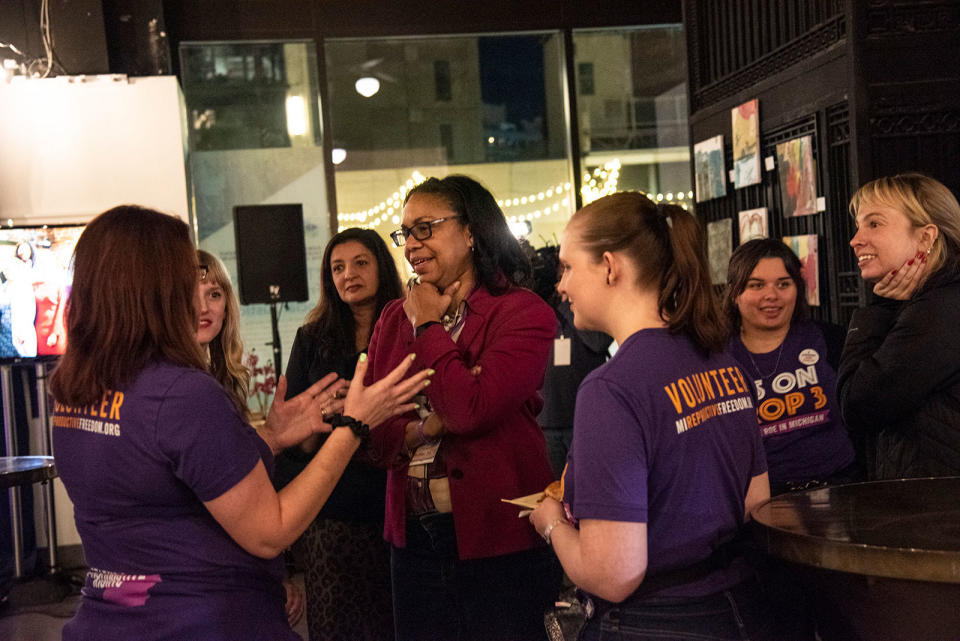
left=2, top=364, right=24, bottom=578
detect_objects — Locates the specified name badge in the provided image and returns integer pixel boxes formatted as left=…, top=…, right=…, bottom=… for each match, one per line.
left=410, top=439, right=441, bottom=466
left=554, top=337, right=571, bottom=366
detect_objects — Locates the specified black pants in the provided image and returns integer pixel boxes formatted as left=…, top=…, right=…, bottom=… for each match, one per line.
left=391, top=513, right=562, bottom=641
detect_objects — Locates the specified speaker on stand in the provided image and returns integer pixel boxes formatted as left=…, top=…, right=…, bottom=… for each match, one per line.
left=232, top=204, right=309, bottom=376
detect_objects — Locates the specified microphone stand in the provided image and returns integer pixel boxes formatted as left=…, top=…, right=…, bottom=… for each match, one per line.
left=268, top=285, right=282, bottom=376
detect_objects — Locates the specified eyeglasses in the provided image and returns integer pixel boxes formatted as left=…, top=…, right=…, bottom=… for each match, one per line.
left=390, top=216, right=461, bottom=247
left=199, top=264, right=208, bottom=282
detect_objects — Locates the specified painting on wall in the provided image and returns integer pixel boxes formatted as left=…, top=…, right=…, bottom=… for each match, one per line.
left=694, top=135, right=727, bottom=202
left=707, top=218, right=733, bottom=285
left=783, top=234, right=820, bottom=306
left=732, top=99, right=761, bottom=188
left=776, top=135, right=818, bottom=217
left=738, top=207, right=769, bottom=245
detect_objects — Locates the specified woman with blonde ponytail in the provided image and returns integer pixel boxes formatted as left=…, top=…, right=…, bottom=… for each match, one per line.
left=530, top=192, right=774, bottom=640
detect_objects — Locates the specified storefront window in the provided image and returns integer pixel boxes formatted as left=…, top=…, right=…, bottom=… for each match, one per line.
left=325, top=33, right=574, bottom=256
left=180, top=40, right=328, bottom=386
left=572, top=25, right=692, bottom=210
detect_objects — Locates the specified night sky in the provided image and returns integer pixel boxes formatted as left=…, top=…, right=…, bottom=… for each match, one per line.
left=478, top=36, right=546, bottom=124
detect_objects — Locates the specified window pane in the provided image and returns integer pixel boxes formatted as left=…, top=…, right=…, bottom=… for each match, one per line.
left=577, top=62, right=595, bottom=96
left=181, top=42, right=321, bottom=151
left=180, top=40, right=329, bottom=398
left=573, top=26, right=692, bottom=210
left=325, top=33, right=574, bottom=257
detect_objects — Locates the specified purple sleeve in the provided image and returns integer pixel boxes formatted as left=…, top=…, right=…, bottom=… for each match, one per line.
left=156, top=371, right=264, bottom=502
left=749, top=409, right=768, bottom=478
left=570, top=376, right=649, bottom=523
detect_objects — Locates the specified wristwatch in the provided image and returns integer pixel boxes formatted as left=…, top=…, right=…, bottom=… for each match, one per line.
left=328, top=414, right=370, bottom=438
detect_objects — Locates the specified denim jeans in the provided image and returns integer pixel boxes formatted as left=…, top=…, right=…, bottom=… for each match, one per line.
left=580, top=580, right=775, bottom=641
left=392, top=513, right=562, bottom=641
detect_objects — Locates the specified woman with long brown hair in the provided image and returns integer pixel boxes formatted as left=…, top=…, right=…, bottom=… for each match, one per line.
left=50, top=205, right=429, bottom=641
left=275, top=228, right=403, bottom=641
left=529, top=192, right=773, bottom=640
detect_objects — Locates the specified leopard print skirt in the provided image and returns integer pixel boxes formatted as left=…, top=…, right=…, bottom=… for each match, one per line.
left=293, top=518, right=394, bottom=641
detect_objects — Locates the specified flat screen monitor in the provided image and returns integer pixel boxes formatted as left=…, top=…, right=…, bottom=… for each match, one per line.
left=0, top=224, right=85, bottom=362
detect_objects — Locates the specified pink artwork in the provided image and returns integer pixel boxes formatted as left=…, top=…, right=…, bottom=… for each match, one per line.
left=783, top=234, right=819, bottom=306
left=776, top=136, right=818, bottom=217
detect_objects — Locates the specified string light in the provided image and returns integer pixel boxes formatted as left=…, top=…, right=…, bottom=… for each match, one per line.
left=336, top=171, right=427, bottom=231
left=336, top=160, right=691, bottom=233
left=581, top=159, right=621, bottom=205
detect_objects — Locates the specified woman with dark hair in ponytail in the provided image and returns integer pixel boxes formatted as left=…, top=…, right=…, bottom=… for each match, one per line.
left=530, top=192, right=774, bottom=640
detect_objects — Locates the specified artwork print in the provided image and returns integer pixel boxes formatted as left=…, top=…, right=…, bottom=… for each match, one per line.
left=694, top=135, right=727, bottom=202
left=776, top=135, right=818, bottom=217
left=707, top=218, right=732, bottom=285
left=783, top=234, right=820, bottom=306
left=732, top=99, right=761, bottom=188
left=738, top=208, right=768, bottom=245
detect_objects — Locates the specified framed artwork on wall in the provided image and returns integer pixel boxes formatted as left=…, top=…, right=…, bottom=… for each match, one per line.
left=732, top=99, right=761, bottom=188
left=694, top=135, right=727, bottom=202
left=738, top=207, right=768, bottom=244
left=707, top=218, right=732, bottom=285
left=783, top=234, right=820, bottom=306
left=776, top=135, right=818, bottom=217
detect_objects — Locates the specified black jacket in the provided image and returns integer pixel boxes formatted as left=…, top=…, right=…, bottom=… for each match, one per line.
left=838, top=257, right=960, bottom=479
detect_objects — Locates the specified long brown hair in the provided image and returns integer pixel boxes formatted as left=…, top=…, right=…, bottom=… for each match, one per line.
left=303, top=228, right=403, bottom=359
left=569, top=192, right=727, bottom=353
left=197, top=249, right=249, bottom=416
left=50, top=205, right=207, bottom=406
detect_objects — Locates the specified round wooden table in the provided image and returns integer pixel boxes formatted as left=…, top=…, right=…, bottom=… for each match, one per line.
left=753, top=478, right=960, bottom=640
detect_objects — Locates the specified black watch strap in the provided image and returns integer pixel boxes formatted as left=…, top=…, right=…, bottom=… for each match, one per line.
left=415, top=320, right=441, bottom=337
left=329, top=414, right=370, bottom=438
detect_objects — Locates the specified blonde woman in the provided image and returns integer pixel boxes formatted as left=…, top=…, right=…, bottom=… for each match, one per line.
left=196, top=249, right=305, bottom=627
left=841, top=173, right=960, bottom=479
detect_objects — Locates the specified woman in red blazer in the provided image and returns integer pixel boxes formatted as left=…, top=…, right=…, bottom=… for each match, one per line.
left=365, top=175, right=561, bottom=641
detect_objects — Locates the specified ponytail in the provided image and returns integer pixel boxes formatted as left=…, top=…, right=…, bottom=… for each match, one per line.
left=658, top=205, right=728, bottom=353
left=570, top=193, right=727, bottom=353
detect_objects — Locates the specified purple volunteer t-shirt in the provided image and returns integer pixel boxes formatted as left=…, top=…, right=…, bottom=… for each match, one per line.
left=52, top=361, right=297, bottom=641
left=563, top=329, right=766, bottom=600
left=727, top=320, right=855, bottom=486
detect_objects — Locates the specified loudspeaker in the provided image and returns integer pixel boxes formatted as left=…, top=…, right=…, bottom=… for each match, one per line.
left=233, top=204, right=309, bottom=305
left=101, top=0, right=171, bottom=75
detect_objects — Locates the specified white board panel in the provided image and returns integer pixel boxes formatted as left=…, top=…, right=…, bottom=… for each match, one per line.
left=0, top=75, right=189, bottom=224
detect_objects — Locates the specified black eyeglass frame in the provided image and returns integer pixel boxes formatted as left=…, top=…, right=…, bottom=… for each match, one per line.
left=390, top=216, right=463, bottom=247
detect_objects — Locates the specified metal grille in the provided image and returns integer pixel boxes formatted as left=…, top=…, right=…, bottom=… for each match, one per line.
left=686, top=0, right=845, bottom=111
left=694, top=104, right=855, bottom=326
